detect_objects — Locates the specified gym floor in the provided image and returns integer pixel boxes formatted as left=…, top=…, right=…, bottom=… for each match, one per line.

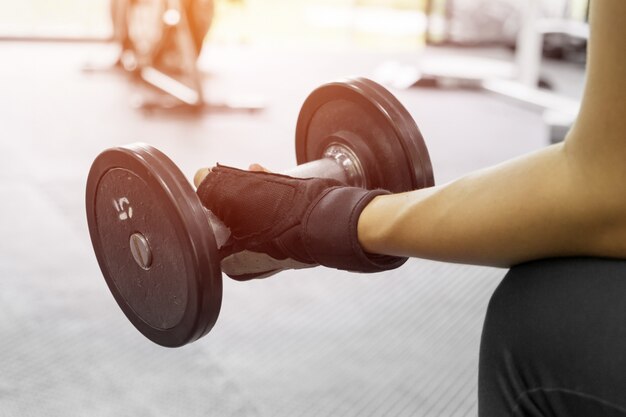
left=0, top=41, right=584, bottom=416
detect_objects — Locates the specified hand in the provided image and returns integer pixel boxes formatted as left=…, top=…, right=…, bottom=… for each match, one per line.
left=194, top=165, right=407, bottom=280
left=196, top=164, right=315, bottom=280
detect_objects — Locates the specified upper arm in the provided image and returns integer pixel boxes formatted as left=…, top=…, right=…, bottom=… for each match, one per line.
left=566, top=0, right=626, bottom=157
left=564, top=0, right=626, bottom=222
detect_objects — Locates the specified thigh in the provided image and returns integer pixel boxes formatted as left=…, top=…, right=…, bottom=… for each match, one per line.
left=478, top=257, right=626, bottom=417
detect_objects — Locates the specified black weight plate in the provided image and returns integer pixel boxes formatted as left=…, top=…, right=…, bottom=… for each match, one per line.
left=295, top=77, right=434, bottom=193
left=86, top=144, right=221, bottom=347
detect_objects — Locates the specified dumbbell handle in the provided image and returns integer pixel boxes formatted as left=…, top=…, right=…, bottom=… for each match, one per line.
left=204, top=144, right=366, bottom=250
left=284, top=143, right=364, bottom=187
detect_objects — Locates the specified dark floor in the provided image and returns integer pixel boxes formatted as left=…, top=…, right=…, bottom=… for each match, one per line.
left=0, top=42, right=585, bottom=416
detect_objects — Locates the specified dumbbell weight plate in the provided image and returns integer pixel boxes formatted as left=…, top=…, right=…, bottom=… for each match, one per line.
left=296, top=77, right=434, bottom=192
left=86, top=144, right=221, bottom=347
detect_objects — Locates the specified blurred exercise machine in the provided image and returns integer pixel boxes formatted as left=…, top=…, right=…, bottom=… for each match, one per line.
left=108, top=0, right=263, bottom=112
left=381, top=0, right=589, bottom=143
left=424, top=0, right=588, bottom=54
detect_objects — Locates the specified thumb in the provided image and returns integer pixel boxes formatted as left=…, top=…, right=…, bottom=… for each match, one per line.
left=194, top=168, right=211, bottom=188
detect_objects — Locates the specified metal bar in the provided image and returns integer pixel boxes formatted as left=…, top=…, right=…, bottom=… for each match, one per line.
left=140, top=66, right=202, bottom=106
left=283, top=158, right=349, bottom=184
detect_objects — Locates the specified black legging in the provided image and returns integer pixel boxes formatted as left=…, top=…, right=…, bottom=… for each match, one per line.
left=478, top=257, right=626, bottom=416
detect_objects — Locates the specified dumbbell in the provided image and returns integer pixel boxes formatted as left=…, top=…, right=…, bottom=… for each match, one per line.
left=86, top=77, right=434, bottom=347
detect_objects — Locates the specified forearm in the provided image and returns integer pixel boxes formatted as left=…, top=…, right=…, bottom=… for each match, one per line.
left=358, top=143, right=626, bottom=267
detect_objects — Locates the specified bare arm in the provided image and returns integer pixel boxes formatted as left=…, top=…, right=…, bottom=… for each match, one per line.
left=358, top=0, right=626, bottom=267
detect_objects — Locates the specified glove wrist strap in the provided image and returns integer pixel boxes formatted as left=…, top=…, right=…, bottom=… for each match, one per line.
left=303, top=187, right=408, bottom=273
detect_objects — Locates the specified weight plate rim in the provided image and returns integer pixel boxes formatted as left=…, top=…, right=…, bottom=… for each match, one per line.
left=132, top=144, right=223, bottom=345
left=295, top=77, right=435, bottom=191
left=352, top=77, right=435, bottom=189
left=86, top=143, right=222, bottom=347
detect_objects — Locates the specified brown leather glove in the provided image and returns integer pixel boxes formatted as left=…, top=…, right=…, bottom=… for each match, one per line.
left=196, top=165, right=407, bottom=280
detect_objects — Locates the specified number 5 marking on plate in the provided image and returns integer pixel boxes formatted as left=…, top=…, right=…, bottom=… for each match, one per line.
left=113, top=197, right=133, bottom=221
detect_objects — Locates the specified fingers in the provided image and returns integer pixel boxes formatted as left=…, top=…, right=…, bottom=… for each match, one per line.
left=249, top=163, right=271, bottom=173
left=221, top=251, right=287, bottom=276
left=194, top=164, right=271, bottom=188
left=221, top=250, right=316, bottom=280
left=227, top=269, right=283, bottom=281
left=194, top=168, right=210, bottom=188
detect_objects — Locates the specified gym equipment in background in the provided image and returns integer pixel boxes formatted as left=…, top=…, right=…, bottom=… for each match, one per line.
left=86, top=78, right=434, bottom=347
left=110, top=0, right=262, bottom=112
left=382, top=0, right=588, bottom=144
left=424, top=0, right=588, bottom=56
